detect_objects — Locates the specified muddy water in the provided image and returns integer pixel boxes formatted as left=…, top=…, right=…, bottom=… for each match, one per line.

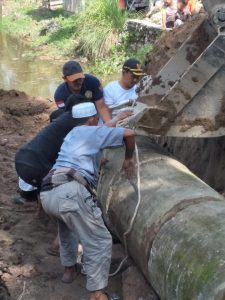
left=0, top=32, right=119, bottom=97
left=0, top=32, right=63, bottom=97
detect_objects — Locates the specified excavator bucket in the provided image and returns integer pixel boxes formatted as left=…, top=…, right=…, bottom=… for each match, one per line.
left=136, top=10, right=225, bottom=137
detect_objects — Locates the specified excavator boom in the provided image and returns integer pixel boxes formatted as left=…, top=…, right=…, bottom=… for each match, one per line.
left=133, top=0, right=225, bottom=137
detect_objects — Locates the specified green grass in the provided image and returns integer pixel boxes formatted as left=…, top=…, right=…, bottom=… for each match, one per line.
left=73, top=0, right=128, bottom=59
left=1, top=1, right=77, bottom=57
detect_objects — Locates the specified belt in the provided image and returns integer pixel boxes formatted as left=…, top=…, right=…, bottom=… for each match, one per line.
left=41, top=167, right=97, bottom=197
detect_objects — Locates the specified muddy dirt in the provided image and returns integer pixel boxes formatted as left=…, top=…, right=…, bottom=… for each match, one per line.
left=144, top=12, right=207, bottom=76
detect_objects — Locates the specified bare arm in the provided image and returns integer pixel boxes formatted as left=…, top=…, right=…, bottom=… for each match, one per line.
left=162, top=9, right=166, bottom=30
left=122, top=129, right=135, bottom=178
left=104, top=111, right=133, bottom=128
left=95, top=98, right=111, bottom=122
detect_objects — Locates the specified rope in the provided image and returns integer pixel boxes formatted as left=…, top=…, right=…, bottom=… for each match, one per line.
left=109, top=141, right=142, bottom=276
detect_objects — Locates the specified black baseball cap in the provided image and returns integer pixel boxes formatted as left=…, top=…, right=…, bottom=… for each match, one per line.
left=63, top=60, right=85, bottom=82
left=122, top=58, right=145, bottom=76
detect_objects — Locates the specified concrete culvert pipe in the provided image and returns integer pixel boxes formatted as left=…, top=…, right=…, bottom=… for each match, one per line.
left=98, top=136, right=225, bottom=300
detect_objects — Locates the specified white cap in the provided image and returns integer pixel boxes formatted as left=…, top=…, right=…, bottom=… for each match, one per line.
left=72, top=102, right=97, bottom=118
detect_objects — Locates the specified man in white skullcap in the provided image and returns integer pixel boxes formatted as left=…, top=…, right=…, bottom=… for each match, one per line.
left=40, top=102, right=135, bottom=300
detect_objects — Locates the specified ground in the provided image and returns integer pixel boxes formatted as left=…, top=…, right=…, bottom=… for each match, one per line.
left=0, top=90, right=124, bottom=300
left=0, top=89, right=158, bottom=300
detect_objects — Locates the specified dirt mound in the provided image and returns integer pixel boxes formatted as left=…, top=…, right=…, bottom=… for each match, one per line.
left=0, top=89, right=55, bottom=198
left=0, top=89, right=54, bottom=131
left=145, top=12, right=207, bottom=75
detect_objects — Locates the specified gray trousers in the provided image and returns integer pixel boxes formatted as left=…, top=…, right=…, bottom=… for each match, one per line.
left=40, top=181, right=112, bottom=291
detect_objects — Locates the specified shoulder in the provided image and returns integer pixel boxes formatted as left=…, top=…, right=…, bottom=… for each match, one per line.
left=83, top=74, right=103, bottom=101
left=84, top=74, right=101, bottom=87
left=54, top=82, right=69, bottom=98
left=104, top=81, right=119, bottom=91
left=55, top=82, right=67, bottom=93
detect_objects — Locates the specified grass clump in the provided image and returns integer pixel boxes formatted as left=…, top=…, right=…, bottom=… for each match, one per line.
left=74, top=0, right=153, bottom=74
left=74, top=0, right=127, bottom=60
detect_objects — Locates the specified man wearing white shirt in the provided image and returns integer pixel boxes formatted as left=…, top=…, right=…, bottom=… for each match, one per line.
left=103, top=58, right=145, bottom=107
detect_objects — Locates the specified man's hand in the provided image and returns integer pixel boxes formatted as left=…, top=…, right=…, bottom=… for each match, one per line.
left=122, top=158, right=135, bottom=179
left=105, top=111, right=133, bottom=127
left=116, top=111, right=133, bottom=122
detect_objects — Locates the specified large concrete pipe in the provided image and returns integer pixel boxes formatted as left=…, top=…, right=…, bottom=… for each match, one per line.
left=98, top=136, right=225, bottom=299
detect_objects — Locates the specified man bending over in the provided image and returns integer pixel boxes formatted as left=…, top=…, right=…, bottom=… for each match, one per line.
left=40, top=102, right=135, bottom=300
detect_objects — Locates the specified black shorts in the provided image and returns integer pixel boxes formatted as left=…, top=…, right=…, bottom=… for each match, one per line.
left=15, top=162, right=47, bottom=189
left=15, top=148, right=51, bottom=189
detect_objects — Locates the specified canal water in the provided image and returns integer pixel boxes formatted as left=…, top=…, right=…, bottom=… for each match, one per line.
left=0, top=31, right=118, bottom=98
left=0, top=31, right=63, bottom=97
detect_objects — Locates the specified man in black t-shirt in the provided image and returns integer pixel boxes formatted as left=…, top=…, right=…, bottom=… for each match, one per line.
left=54, top=60, right=111, bottom=123
left=15, top=94, right=87, bottom=189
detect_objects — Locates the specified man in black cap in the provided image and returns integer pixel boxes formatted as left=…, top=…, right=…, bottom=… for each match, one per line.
left=54, top=60, right=111, bottom=123
left=103, top=58, right=145, bottom=107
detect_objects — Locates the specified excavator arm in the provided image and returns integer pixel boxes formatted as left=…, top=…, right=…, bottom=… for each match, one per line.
left=202, top=0, right=225, bottom=28
left=125, top=0, right=225, bottom=138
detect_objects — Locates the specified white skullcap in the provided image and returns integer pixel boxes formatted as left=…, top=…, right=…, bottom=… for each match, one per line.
left=72, top=102, right=97, bottom=118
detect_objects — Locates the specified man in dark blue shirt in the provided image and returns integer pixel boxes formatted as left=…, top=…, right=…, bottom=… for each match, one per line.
left=54, top=60, right=111, bottom=123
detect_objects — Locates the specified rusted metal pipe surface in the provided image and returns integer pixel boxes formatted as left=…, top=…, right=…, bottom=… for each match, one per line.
left=98, top=136, right=225, bottom=299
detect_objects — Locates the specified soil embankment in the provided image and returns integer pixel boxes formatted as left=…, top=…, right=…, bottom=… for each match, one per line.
left=144, top=13, right=225, bottom=193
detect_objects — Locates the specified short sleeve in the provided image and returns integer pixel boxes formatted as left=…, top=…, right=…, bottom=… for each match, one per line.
left=88, top=76, right=103, bottom=102
left=54, top=83, right=69, bottom=109
left=103, top=85, right=115, bottom=106
left=97, top=127, right=125, bottom=150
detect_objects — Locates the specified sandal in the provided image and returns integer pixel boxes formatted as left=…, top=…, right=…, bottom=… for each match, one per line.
left=61, top=265, right=80, bottom=284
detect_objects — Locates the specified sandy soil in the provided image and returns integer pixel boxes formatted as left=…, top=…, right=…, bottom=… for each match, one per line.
left=0, top=90, right=123, bottom=300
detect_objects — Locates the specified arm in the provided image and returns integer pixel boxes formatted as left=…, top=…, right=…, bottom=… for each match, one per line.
left=162, top=8, right=167, bottom=30
left=95, top=98, right=112, bottom=122
left=122, top=129, right=135, bottom=178
left=54, top=84, right=66, bottom=109
left=104, top=111, right=133, bottom=128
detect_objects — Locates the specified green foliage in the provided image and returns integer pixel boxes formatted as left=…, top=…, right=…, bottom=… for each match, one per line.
left=89, top=43, right=153, bottom=75
left=74, top=0, right=127, bottom=59
left=1, top=0, right=153, bottom=74
left=1, top=1, right=77, bottom=57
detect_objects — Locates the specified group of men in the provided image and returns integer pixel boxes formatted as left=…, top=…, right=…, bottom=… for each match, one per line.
left=15, top=58, right=145, bottom=300
left=161, top=0, right=201, bottom=29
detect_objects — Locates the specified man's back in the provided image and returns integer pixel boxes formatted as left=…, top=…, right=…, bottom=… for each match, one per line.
left=54, top=125, right=125, bottom=187
left=16, top=112, right=78, bottom=172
